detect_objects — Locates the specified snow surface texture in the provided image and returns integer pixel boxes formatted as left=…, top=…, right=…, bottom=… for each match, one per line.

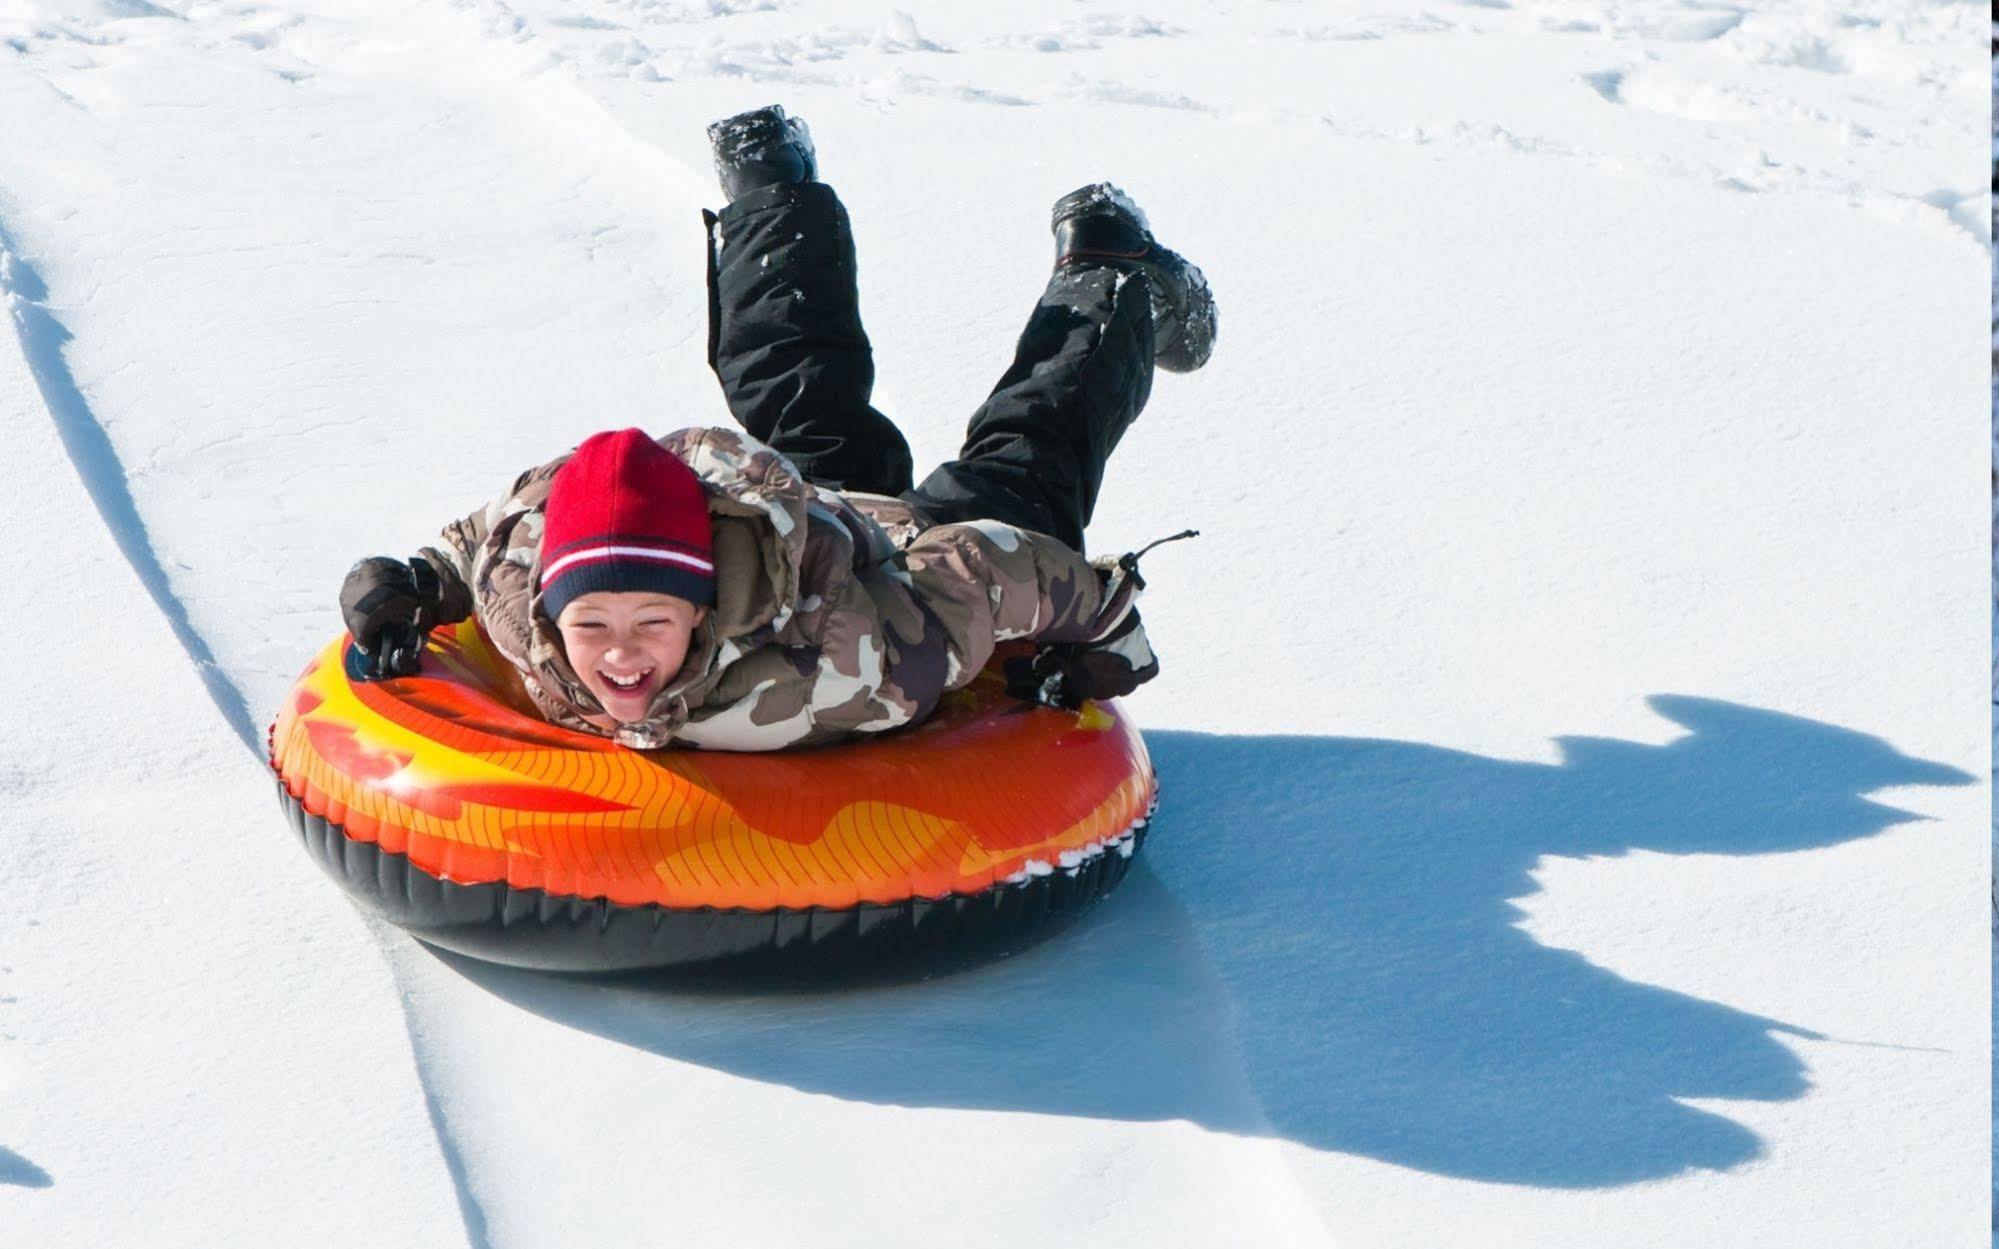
left=0, top=1, right=1987, bottom=1246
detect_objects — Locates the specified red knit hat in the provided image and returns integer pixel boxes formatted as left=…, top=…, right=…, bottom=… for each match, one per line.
left=539, top=429, right=715, bottom=619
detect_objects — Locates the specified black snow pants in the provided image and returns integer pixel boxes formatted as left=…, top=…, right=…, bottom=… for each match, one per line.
left=704, top=181, right=1154, bottom=554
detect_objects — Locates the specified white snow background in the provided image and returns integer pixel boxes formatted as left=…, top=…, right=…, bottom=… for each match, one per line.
left=0, top=1, right=1988, bottom=1245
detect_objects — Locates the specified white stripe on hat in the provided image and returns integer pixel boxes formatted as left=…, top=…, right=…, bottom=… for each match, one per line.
left=542, top=544, right=716, bottom=584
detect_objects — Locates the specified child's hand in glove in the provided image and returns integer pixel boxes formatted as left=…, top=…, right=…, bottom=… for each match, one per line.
left=1004, top=611, right=1159, bottom=711
left=339, top=556, right=442, bottom=681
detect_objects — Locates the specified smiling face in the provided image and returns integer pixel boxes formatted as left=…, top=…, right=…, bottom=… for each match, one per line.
left=554, top=590, right=708, bottom=724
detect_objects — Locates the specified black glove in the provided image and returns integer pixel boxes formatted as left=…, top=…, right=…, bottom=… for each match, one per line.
left=1004, top=611, right=1159, bottom=711
left=339, top=556, right=442, bottom=681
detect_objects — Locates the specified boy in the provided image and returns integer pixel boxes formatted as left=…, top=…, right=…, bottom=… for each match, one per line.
left=338, top=105, right=1215, bottom=751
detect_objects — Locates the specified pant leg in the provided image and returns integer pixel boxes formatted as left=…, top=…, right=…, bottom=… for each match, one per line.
left=902, top=264, right=1154, bottom=553
left=706, top=180, right=914, bottom=496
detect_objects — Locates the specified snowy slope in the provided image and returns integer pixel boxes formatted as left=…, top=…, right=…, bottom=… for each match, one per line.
left=0, top=234, right=463, bottom=1241
left=0, top=1, right=1987, bottom=1246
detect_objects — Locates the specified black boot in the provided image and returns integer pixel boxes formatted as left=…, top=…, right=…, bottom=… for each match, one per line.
left=707, top=105, right=818, bottom=203
left=1052, top=183, right=1216, bottom=373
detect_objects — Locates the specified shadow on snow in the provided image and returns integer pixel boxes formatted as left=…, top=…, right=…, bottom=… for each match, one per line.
left=0, top=1145, right=52, bottom=1189
left=433, top=694, right=1969, bottom=1189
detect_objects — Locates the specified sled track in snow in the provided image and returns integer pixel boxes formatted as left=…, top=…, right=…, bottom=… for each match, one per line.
left=379, top=929, right=498, bottom=1249
left=0, top=210, right=497, bottom=1247
left=0, top=218, right=261, bottom=756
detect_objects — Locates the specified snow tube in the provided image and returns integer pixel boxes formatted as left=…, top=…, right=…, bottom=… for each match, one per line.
left=268, top=619, right=1156, bottom=972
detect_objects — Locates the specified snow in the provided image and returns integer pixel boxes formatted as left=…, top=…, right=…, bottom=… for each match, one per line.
left=0, top=0, right=1986, bottom=1245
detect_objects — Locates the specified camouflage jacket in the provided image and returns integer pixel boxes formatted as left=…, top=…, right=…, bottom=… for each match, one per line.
left=415, top=427, right=1154, bottom=751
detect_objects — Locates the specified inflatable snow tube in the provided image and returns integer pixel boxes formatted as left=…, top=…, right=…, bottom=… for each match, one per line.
left=268, top=619, right=1157, bottom=973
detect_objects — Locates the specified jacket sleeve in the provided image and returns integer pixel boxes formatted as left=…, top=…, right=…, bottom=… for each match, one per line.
left=897, top=519, right=1149, bottom=690
left=411, top=465, right=543, bottom=628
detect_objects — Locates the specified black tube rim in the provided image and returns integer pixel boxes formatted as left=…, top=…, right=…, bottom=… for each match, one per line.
left=276, top=777, right=1155, bottom=976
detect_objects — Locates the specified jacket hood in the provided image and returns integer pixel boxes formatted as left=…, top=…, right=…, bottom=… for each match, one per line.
left=657, top=427, right=810, bottom=640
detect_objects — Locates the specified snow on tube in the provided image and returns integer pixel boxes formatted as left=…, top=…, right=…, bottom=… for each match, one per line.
left=268, top=618, right=1157, bottom=972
